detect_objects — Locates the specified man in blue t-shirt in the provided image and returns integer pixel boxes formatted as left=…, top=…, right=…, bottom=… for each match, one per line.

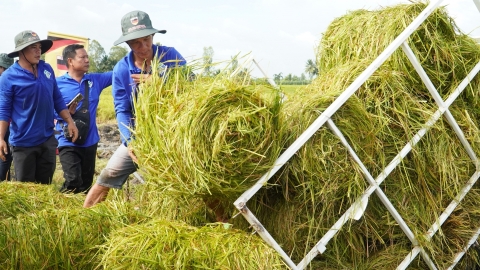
left=55, top=44, right=112, bottom=193
left=0, top=30, right=78, bottom=184
left=83, top=10, right=186, bottom=207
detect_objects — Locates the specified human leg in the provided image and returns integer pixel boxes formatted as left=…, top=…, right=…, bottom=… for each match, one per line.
left=35, top=136, right=58, bottom=185
left=83, top=184, right=110, bottom=207
left=83, top=144, right=137, bottom=208
left=78, top=143, right=98, bottom=193
left=12, top=146, right=39, bottom=182
left=0, top=154, right=12, bottom=181
left=58, top=146, right=83, bottom=193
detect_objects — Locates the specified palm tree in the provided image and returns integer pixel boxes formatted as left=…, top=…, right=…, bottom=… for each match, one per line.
left=305, top=59, right=318, bottom=80
left=273, top=72, right=283, bottom=82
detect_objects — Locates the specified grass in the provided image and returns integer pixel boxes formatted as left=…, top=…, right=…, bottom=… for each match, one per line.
left=96, top=86, right=116, bottom=123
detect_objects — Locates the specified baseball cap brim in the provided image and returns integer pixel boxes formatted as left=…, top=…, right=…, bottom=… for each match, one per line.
left=7, top=39, right=53, bottom=58
left=113, top=28, right=166, bottom=46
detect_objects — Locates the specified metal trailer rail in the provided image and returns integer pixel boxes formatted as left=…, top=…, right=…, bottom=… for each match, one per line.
left=233, top=1, right=480, bottom=269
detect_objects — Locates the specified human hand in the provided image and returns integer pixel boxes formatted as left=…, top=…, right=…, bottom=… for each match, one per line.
left=131, top=73, right=152, bottom=84
left=128, top=147, right=138, bottom=163
left=0, top=139, right=7, bottom=161
left=68, top=123, right=79, bottom=142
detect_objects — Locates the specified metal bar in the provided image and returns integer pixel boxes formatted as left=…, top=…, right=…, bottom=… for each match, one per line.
left=297, top=106, right=443, bottom=269
left=252, top=58, right=279, bottom=89
left=394, top=60, right=480, bottom=268
left=401, top=42, right=478, bottom=164
left=133, top=172, right=145, bottom=184
left=297, top=120, right=422, bottom=269
left=420, top=249, right=439, bottom=270
left=398, top=171, right=480, bottom=268
left=252, top=58, right=286, bottom=102
left=297, top=196, right=367, bottom=269
left=236, top=204, right=298, bottom=269
left=474, top=0, right=480, bottom=12
left=447, top=226, right=480, bottom=269
left=397, top=248, right=422, bottom=270
left=234, top=0, right=446, bottom=209
left=426, top=172, right=480, bottom=239
left=327, top=119, right=417, bottom=243
left=299, top=59, right=480, bottom=269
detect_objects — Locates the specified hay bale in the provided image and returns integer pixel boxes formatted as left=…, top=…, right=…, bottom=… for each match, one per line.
left=0, top=182, right=83, bottom=219
left=318, top=3, right=480, bottom=100
left=0, top=182, right=208, bottom=268
left=132, top=66, right=284, bottom=201
left=0, top=204, right=141, bottom=269
left=98, top=220, right=286, bottom=269
left=126, top=2, right=480, bottom=268
left=233, top=2, right=480, bottom=267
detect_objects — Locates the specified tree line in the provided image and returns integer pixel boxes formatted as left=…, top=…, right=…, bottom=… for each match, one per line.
left=84, top=41, right=320, bottom=85
left=87, top=40, right=128, bottom=73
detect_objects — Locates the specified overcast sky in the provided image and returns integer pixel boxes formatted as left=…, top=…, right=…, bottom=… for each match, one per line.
left=0, top=0, right=478, bottom=77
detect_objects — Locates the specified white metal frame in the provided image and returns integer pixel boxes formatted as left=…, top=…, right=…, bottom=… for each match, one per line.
left=234, top=1, right=480, bottom=269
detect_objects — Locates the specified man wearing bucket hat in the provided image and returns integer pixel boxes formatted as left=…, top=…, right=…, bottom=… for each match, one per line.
left=0, top=30, right=78, bottom=184
left=0, top=53, right=13, bottom=76
left=0, top=53, right=13, bottom=181
left=84, top=10, right=186, bottom=207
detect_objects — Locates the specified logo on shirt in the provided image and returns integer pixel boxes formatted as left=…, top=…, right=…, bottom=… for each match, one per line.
left=88, top=81, right=93, bottom=88
left=44, top=70, right=51, bottom=79
left=130, top=17, right=138, bottom=25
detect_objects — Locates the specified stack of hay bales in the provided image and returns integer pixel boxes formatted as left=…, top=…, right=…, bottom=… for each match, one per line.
left=251, top=2, right=480, bottom=268
left=131, top=2, right=480, bottom=269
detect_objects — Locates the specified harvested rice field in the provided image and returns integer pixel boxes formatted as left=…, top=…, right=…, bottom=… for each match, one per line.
left=2, top=2, right=480, bottom=269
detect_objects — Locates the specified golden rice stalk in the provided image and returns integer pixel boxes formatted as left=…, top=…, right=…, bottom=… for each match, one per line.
left=132, top=63, right=284, bottom=200
left=99, top=220, right=286, bottom=269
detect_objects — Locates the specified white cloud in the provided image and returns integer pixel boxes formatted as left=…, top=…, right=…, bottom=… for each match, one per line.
left=295, top=32, right=318, bottom=46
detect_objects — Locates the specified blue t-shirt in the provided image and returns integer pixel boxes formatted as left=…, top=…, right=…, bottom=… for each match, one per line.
left=55, top=72, right=113, bottom=147
left=112, top=44, right=186, bottom=145
left=0, top=60, right=66, bottom=147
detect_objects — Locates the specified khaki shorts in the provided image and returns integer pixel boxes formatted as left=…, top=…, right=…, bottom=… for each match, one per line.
left=95, top=144, right=137, bottom=189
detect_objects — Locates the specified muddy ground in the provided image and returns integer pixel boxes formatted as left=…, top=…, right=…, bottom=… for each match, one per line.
left=96, top=123, right=121, bottom=159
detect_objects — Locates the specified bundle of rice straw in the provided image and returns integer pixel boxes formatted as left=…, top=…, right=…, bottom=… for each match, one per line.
left=131, top=64, right=284, bottom=201
left=99, top=220, right=286, bottom=269
left=0, top=182, right=208, bottom=268
left=0, top=204, right=143, bottom=268
left=235, top=2, right=480, bottom=268
left=0, top=182, right=83, bottom=219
